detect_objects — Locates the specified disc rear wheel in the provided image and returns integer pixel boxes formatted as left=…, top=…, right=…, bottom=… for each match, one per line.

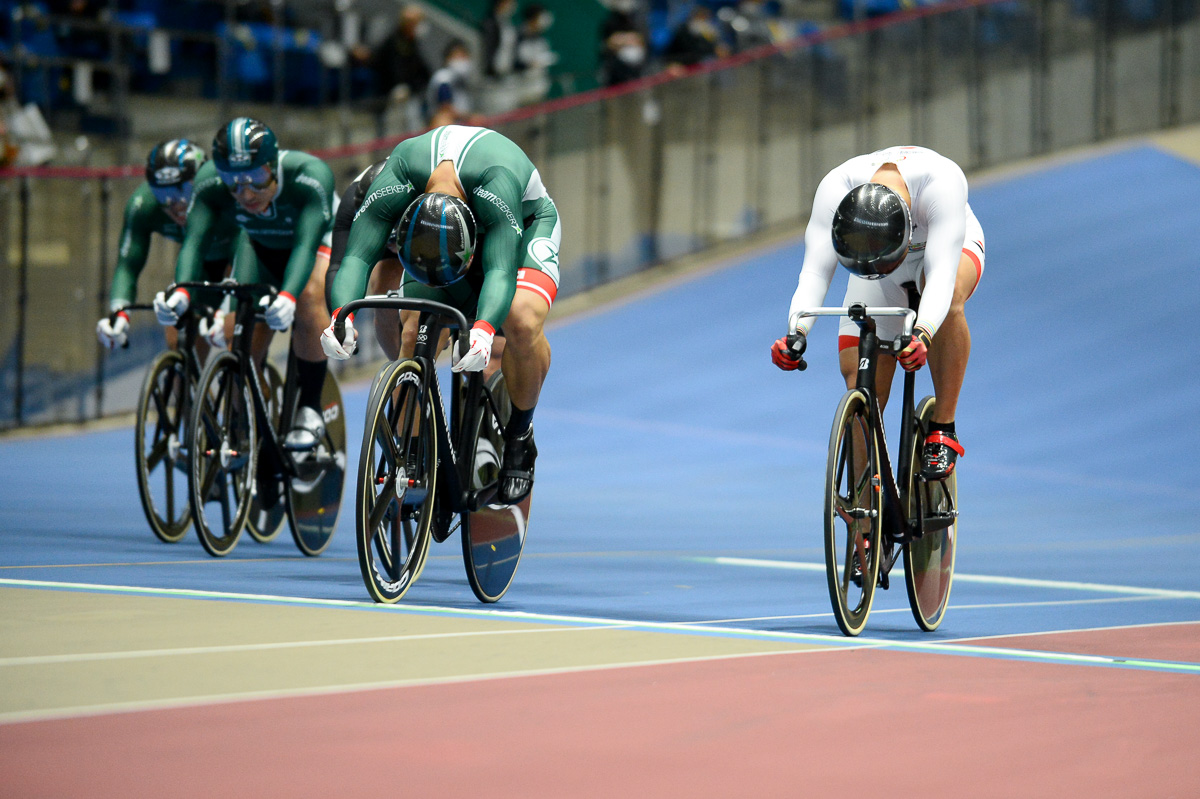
left=824, top=389, right=883, bottom=636
left=902, top=396, right=958, bottom=631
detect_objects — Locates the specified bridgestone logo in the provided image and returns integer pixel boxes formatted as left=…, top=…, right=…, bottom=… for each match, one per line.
left=355, top=181, right=415, bottom=222
left=472, top=187, right=522, bottom=233
left=296, top=174, right=331, bottom=221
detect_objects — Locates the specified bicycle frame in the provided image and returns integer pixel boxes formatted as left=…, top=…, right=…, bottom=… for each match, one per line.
left=172, top=280, right=298, bottom=480
left=796, top=297, right=920, bottom=548
left=336, top=297, right=505, bottom=515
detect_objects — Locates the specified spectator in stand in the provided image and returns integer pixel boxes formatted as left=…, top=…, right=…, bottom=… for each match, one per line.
left=0, top=65, right=19, bottom=167
left=723, top=0, right=782, bottom=52
left=664, top=4, right=729, bottom=71
left=426, top=40, right=476, bottom=127
left=514, top=3, right=557, bottom=104
left=367, top=4, right=432, bottom=111
left=599, top=0, right=650, bottom=87
left=515, top=4, right=557, bottom=73
left=481, top=0, right=519, bottom=79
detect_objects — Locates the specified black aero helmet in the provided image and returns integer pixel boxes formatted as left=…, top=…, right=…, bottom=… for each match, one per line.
left=394, top=193, right=478, bottom=286
left=145, top=139, right=206, bottom=189
left=352, top=159, right=390, bottom=210
left=831, top=183, right=912, bottom=279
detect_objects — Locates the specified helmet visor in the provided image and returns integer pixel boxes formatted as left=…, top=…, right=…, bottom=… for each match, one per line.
left=216, top=164, right=273, bottom=191
left=150, top=182, right=193, bottom=206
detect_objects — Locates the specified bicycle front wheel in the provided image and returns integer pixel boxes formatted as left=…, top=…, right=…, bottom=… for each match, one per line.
left=356, top=361, right=438, bottom=603
left=134, top=350, right=192, bottom=543
left=902, top=396, right=958, bottom=631
left=188, top=351, right=257, bottom=557
left=824, top=388, right=883, bottom=637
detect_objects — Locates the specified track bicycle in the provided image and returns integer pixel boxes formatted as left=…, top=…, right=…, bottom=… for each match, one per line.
left=790, top=283, right=958, bottom=636
left=182, top=280, right=347, bottom=557
left=333, top=296, right=531, bottom=604
left=121, top=302, right=208, bottom=543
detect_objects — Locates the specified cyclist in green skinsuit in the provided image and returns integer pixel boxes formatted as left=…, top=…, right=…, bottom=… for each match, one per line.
left=322, top=125, right=562, bottom=505
left=95, top=139, right=243, bottom=352
left=153, top=118, right=337, bottom=452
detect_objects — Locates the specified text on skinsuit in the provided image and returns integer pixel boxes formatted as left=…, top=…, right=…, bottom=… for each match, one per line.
left=354, top=180, right=416, bottom=222
left=472, top=186, right=522, bottom=233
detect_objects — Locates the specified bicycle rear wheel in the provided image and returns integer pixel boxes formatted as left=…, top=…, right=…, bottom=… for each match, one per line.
left=134, top=350, right=192, bottom=543
left=824, top=389, right=883, bottom=637
left=356, top=361, right=437, bottom=603
left=461, top=371, right=529, bottom=603
left=188, top=351, right=257, bottom=557
left=285, top=368, right=347, bottom=557
left=246, top=361, right=286, bottom=543
left=902, top=396, right=958, bottom=631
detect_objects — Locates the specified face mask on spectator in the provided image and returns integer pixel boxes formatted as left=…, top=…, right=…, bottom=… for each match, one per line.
left=618, top=44, right=645, bottom=64
left=449, top=57, right=473, bottom=78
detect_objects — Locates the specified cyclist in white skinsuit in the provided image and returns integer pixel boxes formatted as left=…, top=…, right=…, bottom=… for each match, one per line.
left=772, top=145, right=985, bottom=478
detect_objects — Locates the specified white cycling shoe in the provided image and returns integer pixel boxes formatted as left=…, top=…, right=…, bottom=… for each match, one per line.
left=284, top=405, right=326, bottom=452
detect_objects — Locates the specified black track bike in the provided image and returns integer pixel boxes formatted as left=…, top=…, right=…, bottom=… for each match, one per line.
left=789, top=284, right=958, bottom=636
left=182, top=280, right=347, bottom=557
left=333, top=297, right=531, bottom=604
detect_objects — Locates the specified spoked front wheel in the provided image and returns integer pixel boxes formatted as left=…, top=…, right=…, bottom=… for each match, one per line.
left=902, top=396, right=958, bottom=631
left=188, top=351, right=257, bottom=556
left=356, top=361, right=438, bottom=603
left=134, top=350, right=192, bottom=543
left=824, top=389, right=883, bottom=636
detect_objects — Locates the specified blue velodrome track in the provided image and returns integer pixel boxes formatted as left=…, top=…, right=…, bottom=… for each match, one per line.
left=3, top=142, right=1199, bottom=644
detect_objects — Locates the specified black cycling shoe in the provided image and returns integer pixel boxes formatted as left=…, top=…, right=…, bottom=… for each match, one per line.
left=497, top=427, right=537, bottom=505
left=921, top=431, right=964, bottom=480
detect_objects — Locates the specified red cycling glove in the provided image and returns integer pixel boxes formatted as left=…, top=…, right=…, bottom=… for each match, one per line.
left=898, top=326, right=933, bottom=372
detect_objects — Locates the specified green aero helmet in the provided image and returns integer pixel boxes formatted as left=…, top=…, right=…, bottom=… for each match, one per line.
left=212, top=117, right=278, bottom=189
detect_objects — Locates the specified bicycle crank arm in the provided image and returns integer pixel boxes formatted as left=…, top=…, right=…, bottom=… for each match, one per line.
left=921, top=510, right=959, bottom=532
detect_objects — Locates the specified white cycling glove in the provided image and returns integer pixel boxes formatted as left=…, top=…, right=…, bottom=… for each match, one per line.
left=153, top=289, right=189, bottom=326
left=320, top=310, right=357, bottom=361
left=452, top=322, right=494, bottom=373
left=199, top=309, right=227, bottom=349
left=96, top=310, right=130, bottom=349
left=260, top=291, right=297, bottom=331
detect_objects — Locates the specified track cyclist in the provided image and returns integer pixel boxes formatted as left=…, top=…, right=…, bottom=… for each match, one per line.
left=323, top=124, right=562, bottom=505
left=771, top=145, right=984, bottom=479
left=96, top=139, right=242, bottom=352
left=153, top=117, right=337, bottom=455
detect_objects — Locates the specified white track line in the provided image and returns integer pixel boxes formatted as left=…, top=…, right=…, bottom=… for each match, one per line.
left=702, top=557, right=1200, bottom=600
left=0, top=625, right=634, bottom=667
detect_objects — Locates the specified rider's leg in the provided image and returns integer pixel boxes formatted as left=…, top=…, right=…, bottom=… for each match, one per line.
left=925, top=251, right=980, bottom=424
left=369, top=259, right=406, bottom=360
left=500, top=288, right=551, bottom=433
left=921, top=248, right=981, bottom=478
left=496, top=288, right=551, bottom=504
left=285, top=249, right=334, bottom=448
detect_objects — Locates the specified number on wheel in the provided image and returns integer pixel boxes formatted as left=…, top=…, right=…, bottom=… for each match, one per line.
left=356, top=361, right=438, bottom=603
left=188, top=351, right=257, bottom=556
left=135, top=350, right=192, bottom=543
left=824, top=389, right=883, bottom=636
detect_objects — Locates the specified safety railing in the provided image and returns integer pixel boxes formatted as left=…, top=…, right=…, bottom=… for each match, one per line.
left=2, top=0, right=1198, bottom=429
